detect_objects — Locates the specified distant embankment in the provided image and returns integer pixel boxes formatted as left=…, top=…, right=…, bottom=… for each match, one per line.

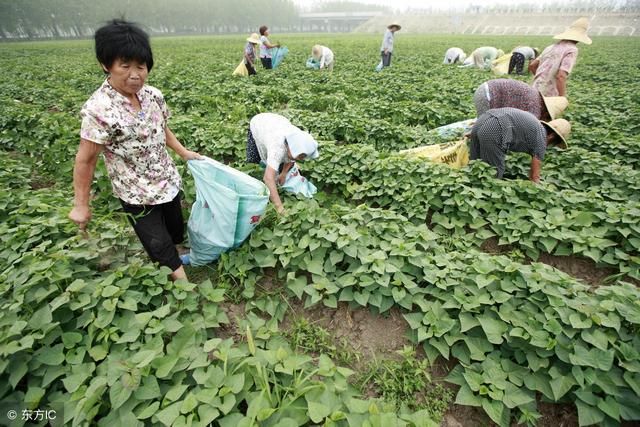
left=354, top=13, right=639, bottom=36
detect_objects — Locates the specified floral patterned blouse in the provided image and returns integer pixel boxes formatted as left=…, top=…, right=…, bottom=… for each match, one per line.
left=532, top=40, right=578, bottom=97
left=80, top=79, right=181, bottom=206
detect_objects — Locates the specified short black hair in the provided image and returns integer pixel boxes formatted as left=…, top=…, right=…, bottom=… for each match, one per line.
left=94, top=19, right=154, bottom=73
left=259, top=25, right=268, bottom=36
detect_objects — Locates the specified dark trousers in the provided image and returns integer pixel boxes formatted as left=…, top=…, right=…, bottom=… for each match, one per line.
left=246, top=61, right=256, bottom=75
left=381, top=52, right=392, bottom=67
left=260, top=57, right=273, bottom=69
left=121, top=193, right=184, bottom=271
left=508, top=52, right=526, bottom=74
left=246, top=128, right=261, bottom=164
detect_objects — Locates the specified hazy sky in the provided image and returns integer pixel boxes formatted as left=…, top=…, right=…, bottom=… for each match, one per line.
left=293, top=0, right=579, bottom=12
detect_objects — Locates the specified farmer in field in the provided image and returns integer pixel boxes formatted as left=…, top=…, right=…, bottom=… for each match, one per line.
left=462, top=46, right=504, bottom=70
left=259, top=25, right=280, bottom=69
left=246, top=113, right=319, bottom=215
left=508, top=46, right=538, bottom=75
left=69, top=19, right=201, bottom=281
left=530, top=17, right=592, bottom=97
left=243, top=33, right=261, bottom=75
left=474, top=79, right=568, bottom=121
left=469, top=107, right=570, bottom=183
left=380, top=23, right=401, bottom=68
left=311, top=45, right=335, bottom=71
left=443, top=47, right=466, bottom=64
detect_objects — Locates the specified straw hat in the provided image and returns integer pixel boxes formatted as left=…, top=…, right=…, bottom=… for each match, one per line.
left=542, top=96, right=569, bottom=120
left=246, top=33, right=261, bottom=44
left=553, top=17, right=592, bottom=45
left=387, top=23, right=401, bottom=30
left=542, top=119, right=571, bottom=148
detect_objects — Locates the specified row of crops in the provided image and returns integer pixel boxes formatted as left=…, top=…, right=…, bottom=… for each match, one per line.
left=1, top=34, right=639, bottom=426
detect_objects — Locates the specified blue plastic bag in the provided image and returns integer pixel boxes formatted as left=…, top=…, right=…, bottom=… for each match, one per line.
left=281, top=164, right=317, bottom=198
left=375, top=60, right=384, bottom=72
left=187, top=158, right=269, bottom=266
left=271, top=47, right=288, bottom=69
left=306, top=57, right=320, bottom=70
left=434, top=119, right=475, bottom=139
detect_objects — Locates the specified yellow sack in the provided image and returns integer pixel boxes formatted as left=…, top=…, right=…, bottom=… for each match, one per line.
left=233, top=60, right=249, bottom=77
left=491, top=53, right=512, bottom=75
left=400, top=139, right=470, bottom=169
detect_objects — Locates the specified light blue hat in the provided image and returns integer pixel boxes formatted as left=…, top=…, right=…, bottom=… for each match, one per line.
left=285, top=130, right=319, bottom=160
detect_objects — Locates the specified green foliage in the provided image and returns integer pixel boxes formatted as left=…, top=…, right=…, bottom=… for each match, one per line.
left=220, top=199, right=640, bottom=426
left=1, top=34, right=639, bottom=426
left=358, top=346, right=453, bottom=422
left=286, top=318, right=360, bottom=366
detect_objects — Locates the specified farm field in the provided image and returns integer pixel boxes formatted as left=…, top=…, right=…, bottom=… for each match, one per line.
left=1, top=33, right=640, bottom=426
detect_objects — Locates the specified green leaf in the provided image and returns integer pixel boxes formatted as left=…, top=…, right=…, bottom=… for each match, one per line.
left=403, top=313, right=423, bottom=330
left=463, top=371, right=484, bottom=392
left=62, top=332, right=83, bottom=348
left=155, top=401, right=181, bottom=426
left=549, top=375, right=576, bottom=401
left=459, top=312, right=479, bottom=333
left=569, top=345, right=614, bottom=371
left=596, top=396, right=620, bottom=422
left=482, top=398, right=509, bottom=427
left=502, top=383, right=535, bottom=409
left=306, top=259, right=324, bottom=275
left=109, top=377, right=133, bottom=410
left=24, top=386, right=45, bottom=406
left=137, top=401, right=160, bottom=420
left=287, top=275, right=307, bottom=299
left=576, top=399, right=605, bottom=426
left=580, top=329, right=609, bottom=351
left=102, top=285, right=120, bottom=297
left=29, top=305, right=52, bottom=330
left=135, top=376, right=161, bottom=400
left=477, top=313, right=507, bottom=345
left=180, top=393, right=198, bottom=414
left=35, top=343, right=64, bottom=366
left=454, top=384, right=482, bottom=407
left=307, top=401, right=331, bottom=423
left=197, top=405, right=221, bottom=425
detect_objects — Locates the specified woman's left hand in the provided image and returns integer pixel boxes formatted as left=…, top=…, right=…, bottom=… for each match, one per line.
left=182, top=150, right=203, bottom=161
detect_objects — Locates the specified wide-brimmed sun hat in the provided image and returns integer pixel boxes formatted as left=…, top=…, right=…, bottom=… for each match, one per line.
left=554, top=17, right=592, bottom=45
left=285, top=129, right=319, bottom=160
left=246, top=33, right=261, bottom=44
left=542, top=119, right=571, bottom=148
left=387, top=23, right=401, bottom=30
left=542, top=96, right=569, bottom=120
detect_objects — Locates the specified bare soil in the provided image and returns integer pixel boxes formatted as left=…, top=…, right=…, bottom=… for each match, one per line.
left=281, top=301, right=411, bottom=364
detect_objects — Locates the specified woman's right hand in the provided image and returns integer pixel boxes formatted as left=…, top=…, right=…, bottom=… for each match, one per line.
left=69, top=205, right=92, bottom=230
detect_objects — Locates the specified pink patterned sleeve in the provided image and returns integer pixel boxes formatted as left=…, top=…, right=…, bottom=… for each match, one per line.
left=559, top=50, right=577, bottom=74
left=80, top=107, right=111, bottom=145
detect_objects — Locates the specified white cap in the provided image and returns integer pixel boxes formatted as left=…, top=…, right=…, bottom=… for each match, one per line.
left=285, top=130, right=319, bottom=160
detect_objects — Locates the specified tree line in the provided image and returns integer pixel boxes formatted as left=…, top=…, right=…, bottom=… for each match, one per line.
left=0, top=0, right=299, bottom=39
left=1, top=0, right=637, bottom=40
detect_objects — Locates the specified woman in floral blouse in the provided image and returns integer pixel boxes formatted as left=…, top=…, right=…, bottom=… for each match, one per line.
left=69, top=19, right=201, bottom=281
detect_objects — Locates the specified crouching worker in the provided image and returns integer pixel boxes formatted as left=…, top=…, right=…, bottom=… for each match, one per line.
left=474, top=79, right=568, bottom=121
left=311, top=45, right=335, bottom=70
left=69, top=19, right=201, bottom=281
left=246, top=113, right=320, bottom=214
left=470, top=107, right=570, bottom=183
